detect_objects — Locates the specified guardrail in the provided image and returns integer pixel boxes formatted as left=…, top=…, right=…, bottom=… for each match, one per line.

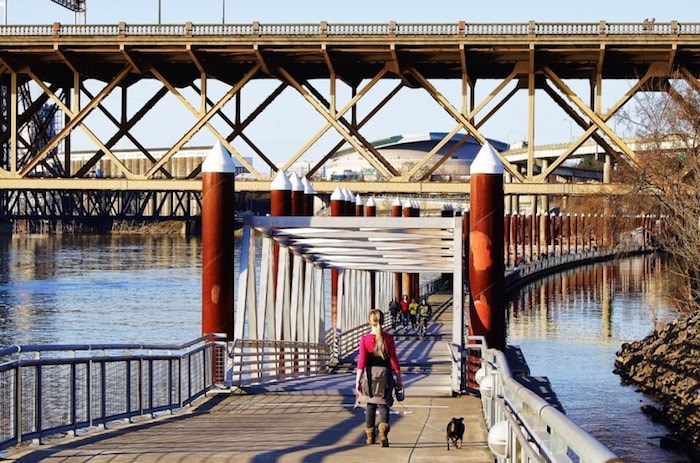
left=465, top=336, right=622, bottom=463
left=0, top=334, right=226, bottom=452
left=229, top=339, right=329, bottom=386
left=0, top=21, right=698, bottom=38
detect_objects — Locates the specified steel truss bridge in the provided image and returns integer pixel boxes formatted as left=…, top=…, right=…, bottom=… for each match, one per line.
left=1, top=20, right=700, bottom=221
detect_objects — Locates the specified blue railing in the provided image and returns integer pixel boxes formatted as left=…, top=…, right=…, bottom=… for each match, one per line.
left=0, top=334, right=226, bottom=451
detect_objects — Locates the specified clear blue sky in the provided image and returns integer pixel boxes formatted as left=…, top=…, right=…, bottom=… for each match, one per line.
left=4, top=0, right=698, bottom=25
left=3, top=0, right=698, bottom=167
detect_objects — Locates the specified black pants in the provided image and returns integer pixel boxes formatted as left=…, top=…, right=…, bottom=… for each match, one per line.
left=365, top=403, right=390, bottom=427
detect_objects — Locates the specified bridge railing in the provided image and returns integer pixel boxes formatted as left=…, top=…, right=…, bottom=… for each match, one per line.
left=229, top=339, right=329, bottom=386
left=2, top=21, right=700, bottom=37
left=0, top=334, right=226, bottom=452
left=465, top=336, right=621, bottom=463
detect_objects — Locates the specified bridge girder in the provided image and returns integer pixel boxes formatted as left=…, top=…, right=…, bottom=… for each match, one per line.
left=0, top=21, right=697, bottom=197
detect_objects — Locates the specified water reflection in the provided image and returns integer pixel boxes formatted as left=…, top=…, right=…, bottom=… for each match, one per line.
left=507, top=254, right=684, bottom=463
left=0, top=234, right=201, bottom=346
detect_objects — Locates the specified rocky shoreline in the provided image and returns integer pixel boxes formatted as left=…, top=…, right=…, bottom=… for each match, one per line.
left=614, top=311, right=700, bottom=458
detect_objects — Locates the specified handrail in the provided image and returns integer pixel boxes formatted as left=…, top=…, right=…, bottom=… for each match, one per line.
left=468, top=337, right=622, bottom=462
left=0, top=333, right=224, bottom=359
left=0, top=334, right=227, bottom=452
left=0, top=21, right=697, bottom=38
left=229, top=338, right=328, bottom=386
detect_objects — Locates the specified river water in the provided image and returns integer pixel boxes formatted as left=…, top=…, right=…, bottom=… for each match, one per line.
left=0, top=235, right=688, bottom=462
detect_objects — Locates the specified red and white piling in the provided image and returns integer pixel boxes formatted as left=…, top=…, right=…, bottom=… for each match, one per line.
left=301, top=176, right=315, bottom=216
left=289, top=173, right=304, bottom=217
left=365, top=196, right=377, bottom=304
left=365, top=196, right=376, bottom=217
left=330, top=187, right=344, bottom=334
left=392, top=197, right=403, bottom=301
left=355, top=193, right=364, bottom=217
left=468, top=143, right=505, bottom=351
left=201, top=141, right=236, bottom=340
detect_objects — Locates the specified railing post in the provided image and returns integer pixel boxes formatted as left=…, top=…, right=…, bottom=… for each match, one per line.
left=126, top=359, right=132, bottom=416
left=14, top=365, right=22, bottom=447
left=599, top=20, right=607, bottom=36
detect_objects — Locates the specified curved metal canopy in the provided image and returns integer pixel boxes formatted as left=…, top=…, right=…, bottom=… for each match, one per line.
left=241, top=215, right=461, bottom=273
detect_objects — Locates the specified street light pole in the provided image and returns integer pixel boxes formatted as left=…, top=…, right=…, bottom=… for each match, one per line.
left=222, top=0, right=225, bottom=24
left=563, top=119, right=573, bottom=141
left=158, top=0, right=161, bottom=24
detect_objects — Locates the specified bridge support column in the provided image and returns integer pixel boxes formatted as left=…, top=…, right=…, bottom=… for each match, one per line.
left=468, top=143, right=505, bottom=351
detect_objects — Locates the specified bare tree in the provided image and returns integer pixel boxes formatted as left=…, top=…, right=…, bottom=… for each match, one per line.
left=616, top=82, right=700, bottom=313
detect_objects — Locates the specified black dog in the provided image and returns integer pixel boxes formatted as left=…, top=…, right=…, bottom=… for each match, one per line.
left=446, top=417, right=465, bottom=450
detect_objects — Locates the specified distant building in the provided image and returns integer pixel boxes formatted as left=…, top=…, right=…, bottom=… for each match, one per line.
left=65, top=146, right=252, bottom=179
left=325, top=132, right=508, bottom=181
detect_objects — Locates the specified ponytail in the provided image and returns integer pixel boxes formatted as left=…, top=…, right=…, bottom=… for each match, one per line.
left=369, top=309, right=387, bottom=359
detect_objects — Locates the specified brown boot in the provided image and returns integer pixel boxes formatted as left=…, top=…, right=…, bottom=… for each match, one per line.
left=378, top=423, right=391, bottom=447
left=364, top=427, right=376, bottom=445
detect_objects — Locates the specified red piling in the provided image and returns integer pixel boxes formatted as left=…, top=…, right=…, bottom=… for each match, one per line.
left=330, top=187, right=343, bottom=334
left=289, top=173, right=304, bottom=217
left=201, top=141, right=236, bottom=340
left=301, top=177, right=315, bottom=217
left=365, top=196, right=376, bottom=217
left=468, top=143, right=505, bottom=351
left=392, top=197, right=403, bottom=301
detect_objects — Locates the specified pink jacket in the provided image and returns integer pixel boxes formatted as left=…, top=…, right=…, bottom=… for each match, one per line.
left=357, top=333, right=400, bottom=372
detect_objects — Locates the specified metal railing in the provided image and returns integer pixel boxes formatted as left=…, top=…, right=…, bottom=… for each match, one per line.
left=0, top=334, right=226, bottom=451
left=229, top=339, right=329, bottom=386
left=0, top=21, right=698, bottom=38
left=465, top=336, right=621, bottom=463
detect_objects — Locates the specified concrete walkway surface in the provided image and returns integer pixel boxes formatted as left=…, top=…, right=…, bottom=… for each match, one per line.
left=3, top=391, right=492, bottom=463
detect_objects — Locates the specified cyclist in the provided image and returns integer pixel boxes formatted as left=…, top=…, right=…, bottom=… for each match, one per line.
left=408, top=298, right=419, bottom=331
left=418, top=298, right=432, bottom=338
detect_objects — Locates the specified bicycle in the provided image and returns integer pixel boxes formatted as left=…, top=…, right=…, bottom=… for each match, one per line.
left=418, top=316, right=428, bottom=339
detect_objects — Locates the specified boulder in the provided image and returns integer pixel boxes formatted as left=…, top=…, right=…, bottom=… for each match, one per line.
left=615, top=311, right=700, bottom=456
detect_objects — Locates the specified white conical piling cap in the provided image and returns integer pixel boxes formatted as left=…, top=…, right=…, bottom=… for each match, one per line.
left=301, top=176, right=315, bottom=194
left=355, top=194, right=364, bottom=206
left=471, top=142, right=504, bottom=174
left=393, top=197, right=402, bottom=207
left=331, top=186, right=343, bottom=201
left=271, top=169, right=292, bottom=190
left=289, top=172, right=304, bottom=192
left=366, top=196, right=376, bottom=207
left=202, top=141, right=236, bottom=173
left=347, top=190, right=355, bottom=203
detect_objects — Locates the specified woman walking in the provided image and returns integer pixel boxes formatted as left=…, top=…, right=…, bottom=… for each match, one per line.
left=355, top=309, right=404, bottom=447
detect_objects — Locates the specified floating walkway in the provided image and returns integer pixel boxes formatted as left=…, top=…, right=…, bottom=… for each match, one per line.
left=4, top=294, right=493, bottom=463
